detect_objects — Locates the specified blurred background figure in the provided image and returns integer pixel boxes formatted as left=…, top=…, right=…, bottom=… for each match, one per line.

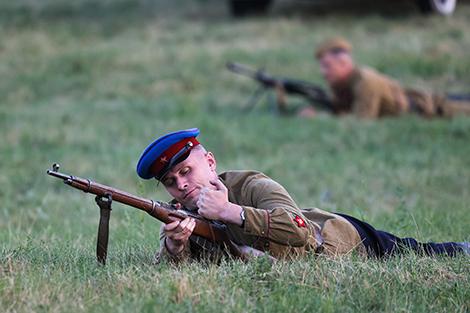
left=303, top=37, right=470, bottom=118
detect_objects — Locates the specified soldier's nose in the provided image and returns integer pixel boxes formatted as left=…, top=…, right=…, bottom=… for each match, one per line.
left=176, top=179, right=188, bottom=191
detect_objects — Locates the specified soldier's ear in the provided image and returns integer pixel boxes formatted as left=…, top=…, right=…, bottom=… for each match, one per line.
left=206, top=151, right=217, bottom=171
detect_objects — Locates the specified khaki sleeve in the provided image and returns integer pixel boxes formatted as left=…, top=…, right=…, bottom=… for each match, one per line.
left=154, top=225, right=191, bottom=264
left=352, top=79, right=381, bottom=119
left=241, top=178, right=312, bottom=247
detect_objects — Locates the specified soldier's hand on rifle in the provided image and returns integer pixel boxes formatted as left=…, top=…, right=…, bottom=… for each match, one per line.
left=163, top=217, right=196, bottom=255
left=197, top=179, right=244, bottom=226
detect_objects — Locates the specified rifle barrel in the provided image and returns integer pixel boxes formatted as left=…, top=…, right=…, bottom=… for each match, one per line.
left=46, top=164, right=229, bottom=243
left=226, top=62, right=257, bottom=76
left=46, top=169, right=72, bottom=181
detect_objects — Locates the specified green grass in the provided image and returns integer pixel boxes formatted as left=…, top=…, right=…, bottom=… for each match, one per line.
left=1, top=1, right=469, bottom=312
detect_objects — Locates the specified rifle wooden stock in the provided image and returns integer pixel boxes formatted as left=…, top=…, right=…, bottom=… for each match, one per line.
left=46, top=164, right=261, bottom=261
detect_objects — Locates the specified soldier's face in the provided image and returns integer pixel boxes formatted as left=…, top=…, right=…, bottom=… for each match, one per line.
left=318, top=51, right=354, bottom=85
left=161, top=147, right=218, bottom=209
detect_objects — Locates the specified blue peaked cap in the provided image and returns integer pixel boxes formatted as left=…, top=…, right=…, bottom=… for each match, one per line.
left=136, top=128, right=200, bottom=179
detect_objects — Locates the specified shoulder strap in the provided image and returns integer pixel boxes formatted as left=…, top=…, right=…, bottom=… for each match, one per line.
left=95, top=194, right=112, bottom=265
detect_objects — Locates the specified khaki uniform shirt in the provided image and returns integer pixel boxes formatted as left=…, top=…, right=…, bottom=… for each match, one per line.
left=157, top=171, right=363, bottom=263
left=330, top=66, right=408, bottom=118
left=330, top=66, right=470, bottom=118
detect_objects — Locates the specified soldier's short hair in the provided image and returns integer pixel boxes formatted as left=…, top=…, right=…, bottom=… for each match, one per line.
left=315, top=37, right=352, bottom=59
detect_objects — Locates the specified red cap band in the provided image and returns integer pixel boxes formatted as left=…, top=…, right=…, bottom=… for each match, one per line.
left=149, top=137, right=200, bottom=178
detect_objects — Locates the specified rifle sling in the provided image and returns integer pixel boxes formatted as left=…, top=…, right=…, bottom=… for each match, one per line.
left=95, top=194, right=112, bottom=265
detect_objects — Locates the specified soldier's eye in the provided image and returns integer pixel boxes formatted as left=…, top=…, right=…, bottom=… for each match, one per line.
left=180, top=167, right=190, bottom=175
left=163, top=178, right=174, bottom=187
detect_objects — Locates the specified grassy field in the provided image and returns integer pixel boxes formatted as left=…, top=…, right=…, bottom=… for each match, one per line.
left=1, top=0, right=469, bottom=312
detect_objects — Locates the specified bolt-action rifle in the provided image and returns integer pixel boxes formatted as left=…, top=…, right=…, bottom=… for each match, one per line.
left=226, top=61, right=332, bottom=112
left=47, top=163, right=271, bottom=265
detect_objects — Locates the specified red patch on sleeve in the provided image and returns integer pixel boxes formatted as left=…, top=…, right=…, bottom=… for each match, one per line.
left=294, top=215, right=306, bottom=228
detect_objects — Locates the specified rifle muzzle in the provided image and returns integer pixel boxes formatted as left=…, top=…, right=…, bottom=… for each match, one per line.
left=46, top=163, right=73, bottom=181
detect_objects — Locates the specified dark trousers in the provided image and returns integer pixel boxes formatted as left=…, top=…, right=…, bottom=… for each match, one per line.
left=336, top=213, right=464, bottom=258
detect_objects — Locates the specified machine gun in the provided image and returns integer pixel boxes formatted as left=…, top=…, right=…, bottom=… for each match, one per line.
left=226, top=62, right=332, bottom=112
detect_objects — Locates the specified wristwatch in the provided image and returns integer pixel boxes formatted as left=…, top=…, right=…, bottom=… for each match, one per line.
left=240, top=208, right=246, bottom=228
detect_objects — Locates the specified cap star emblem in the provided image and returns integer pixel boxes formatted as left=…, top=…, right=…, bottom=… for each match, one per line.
left=160, top=156, right=168, bottom=163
